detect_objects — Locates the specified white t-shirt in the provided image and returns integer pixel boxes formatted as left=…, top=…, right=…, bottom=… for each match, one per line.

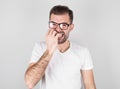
left=29, top=41, right=93, bottom=89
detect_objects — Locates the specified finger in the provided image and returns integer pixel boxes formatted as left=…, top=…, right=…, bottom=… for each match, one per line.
left=46, top=29, right=51, bottom=35
left=55, top=33, right=62, bottom=39
left=49, top=29, right=54, bottom=35
left=52, top=30, right=57, bottom=36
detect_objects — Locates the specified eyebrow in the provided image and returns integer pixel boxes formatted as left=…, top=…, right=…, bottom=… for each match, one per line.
left=49, top=21, right=69, bottom=24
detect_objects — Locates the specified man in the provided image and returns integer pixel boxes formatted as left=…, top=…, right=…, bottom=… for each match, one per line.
left=25, top=5, right=96, bottom=89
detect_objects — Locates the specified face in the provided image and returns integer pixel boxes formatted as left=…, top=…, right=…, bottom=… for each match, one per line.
left=49, top=13, right=74, bottom=44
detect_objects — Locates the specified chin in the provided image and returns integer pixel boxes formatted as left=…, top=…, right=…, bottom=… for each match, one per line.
left=58, top=35, right=68, bottom=44
left=58, top=39, right=67, bottom=44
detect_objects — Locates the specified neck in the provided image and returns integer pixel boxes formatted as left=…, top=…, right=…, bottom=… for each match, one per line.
left=57, top=40, right=70, bottom=53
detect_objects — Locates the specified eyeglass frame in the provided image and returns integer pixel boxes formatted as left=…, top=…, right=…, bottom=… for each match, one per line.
left=48, top=21, right=71, bottom=30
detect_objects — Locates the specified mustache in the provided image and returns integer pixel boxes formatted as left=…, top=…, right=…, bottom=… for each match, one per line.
left=54, top=30, right=65, bottom=35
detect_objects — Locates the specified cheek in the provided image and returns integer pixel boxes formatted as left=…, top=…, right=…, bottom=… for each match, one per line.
left=65, top=30, right=70, bottom=35
left=64, top=31, right=70, bottom=38
left=62, top=29, right=70, bottom=36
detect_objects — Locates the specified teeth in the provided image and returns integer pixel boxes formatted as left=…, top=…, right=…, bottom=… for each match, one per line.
left=58, top=32, right=64, bottom=39
left=58, top=34, right=63, bottom=40
left=60, top=34, right=63, bottom=37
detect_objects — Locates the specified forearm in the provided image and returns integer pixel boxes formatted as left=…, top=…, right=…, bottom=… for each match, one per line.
left=25, top=50, right=52, bottom=89
left=84, top=77, right=96, bottom=89
left=84, top=85, right=96, bottom=89
left=81, top=70, right=96, bottom=89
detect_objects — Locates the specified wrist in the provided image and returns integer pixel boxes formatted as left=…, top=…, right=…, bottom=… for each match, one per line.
left=46, top=48, right=54, bottom=55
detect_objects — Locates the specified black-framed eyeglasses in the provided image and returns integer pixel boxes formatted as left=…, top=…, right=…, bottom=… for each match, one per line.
left=48, top=21, right=70, bottom=30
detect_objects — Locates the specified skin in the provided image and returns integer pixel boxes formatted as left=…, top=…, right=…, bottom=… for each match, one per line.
left=25, top=13, right=96, bottom=89
left=81, top=70, right=96, bottom=89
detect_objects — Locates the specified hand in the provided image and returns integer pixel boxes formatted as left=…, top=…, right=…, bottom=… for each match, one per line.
left=46, top=29, right=62, bottom=54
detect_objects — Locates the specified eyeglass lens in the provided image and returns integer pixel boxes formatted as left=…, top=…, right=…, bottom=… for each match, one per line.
left=49, top=22, right=69, bottom=30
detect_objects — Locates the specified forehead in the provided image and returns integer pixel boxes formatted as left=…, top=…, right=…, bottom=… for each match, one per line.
left=50, top=13, right=70, bottom=23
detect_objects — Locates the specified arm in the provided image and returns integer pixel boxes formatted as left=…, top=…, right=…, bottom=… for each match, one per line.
left=25, top=50, right=53, bottom=89
left=81, top=69, right=96, bottom=89
left=25, top=29, right=62, bottom=89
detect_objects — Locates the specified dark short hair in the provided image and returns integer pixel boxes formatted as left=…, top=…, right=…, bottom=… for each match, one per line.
left=49, top=5, right=73, bottom=24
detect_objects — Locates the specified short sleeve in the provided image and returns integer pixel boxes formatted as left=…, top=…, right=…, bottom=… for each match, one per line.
left=81, top=48, right=94, bottom=70
left=29, top=42, right=45, bottom=63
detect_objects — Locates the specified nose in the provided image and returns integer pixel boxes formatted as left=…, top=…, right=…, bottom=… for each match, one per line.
left=55, top=25, right=62, bottom=33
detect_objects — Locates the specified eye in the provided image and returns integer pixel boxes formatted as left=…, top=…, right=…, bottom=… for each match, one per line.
left=62, top=24, right=67, bottom=27
left=49, top=22, right=57, bottom=28
left=60, top=23, right=68, bottom=29
left=52, top=22, right=56, bottom=26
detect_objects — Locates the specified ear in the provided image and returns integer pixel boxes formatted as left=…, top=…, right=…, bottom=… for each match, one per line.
left=69, top=24, right=74, bottom=31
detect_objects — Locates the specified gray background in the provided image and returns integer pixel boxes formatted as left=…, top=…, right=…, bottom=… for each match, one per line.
left=0, top=0, right=120, bottom=89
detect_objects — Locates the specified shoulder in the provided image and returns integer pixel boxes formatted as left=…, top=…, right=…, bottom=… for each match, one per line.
left=70, top=41, right=91, bottom=59
left=70, top=41, right=89, bottom=53
left=34, top=41, right=46, bottom=49
left=70, top=42, right=93, bottom=69
left=29, top=41, right=46, bottom=63
left=32, top=41, right=47, bottom=52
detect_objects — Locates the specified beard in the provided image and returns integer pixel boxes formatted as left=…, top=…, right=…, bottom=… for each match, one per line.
left=57, top=32, right=69, bottom=44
